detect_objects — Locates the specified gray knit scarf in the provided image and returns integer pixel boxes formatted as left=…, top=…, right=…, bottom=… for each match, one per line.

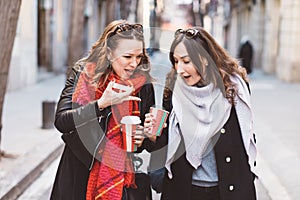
left=166, top=75, right=256, bottom=178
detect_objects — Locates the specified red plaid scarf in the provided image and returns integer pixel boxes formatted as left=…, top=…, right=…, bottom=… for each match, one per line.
left=72, top=63, right=146, bottom=200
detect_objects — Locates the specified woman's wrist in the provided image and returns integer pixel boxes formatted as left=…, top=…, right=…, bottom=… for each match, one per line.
left=97, top=98, right=107, bottom=110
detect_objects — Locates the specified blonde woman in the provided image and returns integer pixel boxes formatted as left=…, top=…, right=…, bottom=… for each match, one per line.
left=51, top=20, right=155, bottom=200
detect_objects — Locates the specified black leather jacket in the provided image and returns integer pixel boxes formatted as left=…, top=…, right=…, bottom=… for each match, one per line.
left=55, top=66, right=156, bottom=170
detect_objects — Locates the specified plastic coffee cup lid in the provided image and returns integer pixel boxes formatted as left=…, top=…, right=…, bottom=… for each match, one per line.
left=121, top=116, right=141, bottom=124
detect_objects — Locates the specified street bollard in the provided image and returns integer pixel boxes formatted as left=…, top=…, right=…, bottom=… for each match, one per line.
left=42, top=101, right=56, bottom=129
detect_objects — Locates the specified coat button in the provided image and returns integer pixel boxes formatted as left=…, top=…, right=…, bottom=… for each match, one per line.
left=229, top=185, right=234, bottom=191
left=225, top=156, right=231, bottom=163
left=220, top=128, right=226, bottom=134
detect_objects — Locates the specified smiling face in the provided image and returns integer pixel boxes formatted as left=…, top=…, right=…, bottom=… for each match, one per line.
left=110, top=39, right=143, bottom=80
left=173, top=42, right=201, bottom=86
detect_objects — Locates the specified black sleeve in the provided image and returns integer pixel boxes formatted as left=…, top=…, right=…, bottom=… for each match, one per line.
left=54, top=66, right=110, bottom=134
left=151, top=97, right=172, bottom=151
left=136, top=82, right=156, bottom=153
left=54, top=66, right=110, bottom=169
left=147, top=96, right=172, bottom=172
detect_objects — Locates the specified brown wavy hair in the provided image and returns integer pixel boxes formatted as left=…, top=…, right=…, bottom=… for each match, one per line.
left=164, top=27, right=248, bottom=105
left=74, top=19, right=153, bottom=86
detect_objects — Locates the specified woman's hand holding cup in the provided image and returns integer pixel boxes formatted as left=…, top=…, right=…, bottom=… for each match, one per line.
left=144, top=113, right=157, bottom=142
left=133, top=125, right=145, bottom=147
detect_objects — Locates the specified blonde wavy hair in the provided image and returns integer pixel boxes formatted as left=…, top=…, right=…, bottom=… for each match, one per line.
left=74, top=19, right=153, bottom=87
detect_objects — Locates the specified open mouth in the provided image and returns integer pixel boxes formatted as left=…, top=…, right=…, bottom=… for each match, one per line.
left=182, top=74, right=191, bottom=79
left=124, top=69, right=134, bottom=76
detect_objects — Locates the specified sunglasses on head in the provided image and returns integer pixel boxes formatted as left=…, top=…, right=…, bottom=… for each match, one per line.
left=113, top=23, right=144, bottom=35
left=174, top=28, right=200, bottom=39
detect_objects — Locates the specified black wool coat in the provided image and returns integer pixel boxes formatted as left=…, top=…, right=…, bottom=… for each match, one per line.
left=50, top=66, right=155, bottom=200
left=150, top=93, right=257, bottom=200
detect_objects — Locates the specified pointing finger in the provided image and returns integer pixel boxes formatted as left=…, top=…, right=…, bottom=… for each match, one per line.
left=123, top=96, right=141, bottom=102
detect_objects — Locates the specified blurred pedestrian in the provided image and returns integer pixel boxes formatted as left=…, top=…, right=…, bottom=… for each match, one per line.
left=238, top=36, right=254, bottom=74
left=148, top=0, right=164, bottom=56
left=148, top=27, right=257, bottom=200
left=50, top=19, right=156, bottom=200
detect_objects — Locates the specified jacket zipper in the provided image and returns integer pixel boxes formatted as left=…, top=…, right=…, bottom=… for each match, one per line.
left=89, top=111, right=112, bottom=170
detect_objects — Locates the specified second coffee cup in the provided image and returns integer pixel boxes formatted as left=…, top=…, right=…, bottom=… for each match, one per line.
left=150, top=107, right=169, bottom=136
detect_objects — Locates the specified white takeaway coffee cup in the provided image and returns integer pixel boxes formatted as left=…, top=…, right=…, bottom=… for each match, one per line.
left=120, top=116, right=141, bottom=152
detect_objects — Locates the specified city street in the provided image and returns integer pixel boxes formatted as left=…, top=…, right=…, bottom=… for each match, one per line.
left=1, top=0, right=300, bottom=199
left=250, top=71, right=300, bottom=200
left=11, top=51, right=276, bottom=200
left=16, top=154, right=271, bottom=200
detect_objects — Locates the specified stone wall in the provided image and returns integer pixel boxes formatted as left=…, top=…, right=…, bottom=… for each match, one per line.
left=277, top=0, right=300, bottom=81
left=7, top=0, right=38, bottom=91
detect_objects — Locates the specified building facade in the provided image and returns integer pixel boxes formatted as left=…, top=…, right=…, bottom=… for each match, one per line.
left=214, top=0, right=300, bottom=82
left=7, top=0, right=105, bottom=91
left=7, top=0, right=300, bottom=92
